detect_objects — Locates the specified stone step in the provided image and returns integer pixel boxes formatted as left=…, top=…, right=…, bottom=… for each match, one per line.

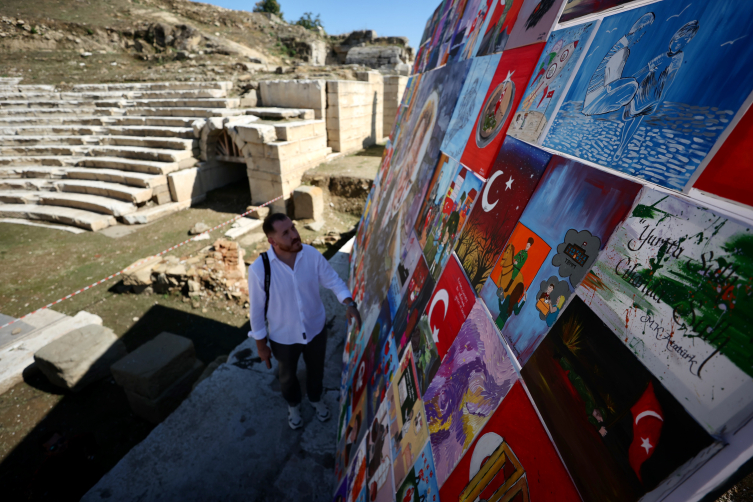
left=0, top=189, right=41, bottom=204
left=0, top=115, right=201, bottom=128
left=37, top=191, right=138, bottom=217
left=0, top=178, right=57, bottom=191
left=0, top=100, right=99, bottom=110
left=0, top=107, right=99, bottom=117
left=0, top=144, right=194, bottom=163
left=65, top=168, right=166, bottom=189
left=0, top=203, right=116, bottom=231
left=71, top=81, right=233, bottom=92
left=93, top=98, right=241, bottom=109
left=106, top=116, right=205, bottom=128
left=76, top=156, right=196, bottom=175
left=0, top=89, right=229, bottom=102
left=86, top=145, right=195, bottom=163
left=0, top=135, right=195, bottom=150
left=246, top=107, right=315, bottom=120
left=0, top=116, right=104, bottom=126
left=121, top=107, right=245, bottom=118
left=0, top=166, right=69, bottom=179
left=0, top=125, right=193, bottom=139
left=55, top=179, right=153, bottom=204
left=0, top=166, right=166, bottom=188
left=121, top=199, right=192, bottom=225
left=0, top=84, right=55, bottom=92
left=0, top=155, right=78, bottom=167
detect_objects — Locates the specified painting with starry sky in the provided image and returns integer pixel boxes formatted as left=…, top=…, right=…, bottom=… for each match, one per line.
left=455, top=136, right=552, bottom=293
left=479, top=155, right=641, bottom=364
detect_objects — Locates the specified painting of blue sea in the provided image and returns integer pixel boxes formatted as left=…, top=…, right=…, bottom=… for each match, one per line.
left=542, top=0, right=753, bottom=191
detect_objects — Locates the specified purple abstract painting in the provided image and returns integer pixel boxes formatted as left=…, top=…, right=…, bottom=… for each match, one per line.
left=422, top=299, right=517, bottom=488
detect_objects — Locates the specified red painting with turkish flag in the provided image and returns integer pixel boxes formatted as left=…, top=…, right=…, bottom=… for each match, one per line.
left=427, top=253, right=475, bottom=359
left=693, top=104, right=753, bottom=208
left=628, top=382, right=664, bottom=482
left=460, top=43, right=544, bottom=179
left=439, top=380, right=581, bottom=500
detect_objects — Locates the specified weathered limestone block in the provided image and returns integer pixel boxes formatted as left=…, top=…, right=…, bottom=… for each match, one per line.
left=168, top=168, right=203, bottom=202
left=326, top=79, right=383, bottom=152
left=293, top=186, right=324, bottom=221
left=239, top=90, right=258, bottom=108
left=248, top=206, right=270, bottom=220
left=274, top=120, right=326, bottom=142
left=234, top=123, right=277, bottom=144
left=122, top=255, right=162, bottom=286
left=34, top=325, right=127, bottom=391
left=383, top=75, right=408, bottom=135
left=124, top=359, right=204, bottom=423
left=259, top=80, right=326, bottom=119
left=110, top=332, right=197, bottom=400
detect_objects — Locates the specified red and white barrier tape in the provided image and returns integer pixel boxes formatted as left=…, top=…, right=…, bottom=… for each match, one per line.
left=0, top=195, right=284, bottom=330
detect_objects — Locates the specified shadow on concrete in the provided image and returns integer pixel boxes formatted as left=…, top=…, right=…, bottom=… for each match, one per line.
left=354, top=143, right=385, bottom=158
left=0, top=305, right=246, bottom=501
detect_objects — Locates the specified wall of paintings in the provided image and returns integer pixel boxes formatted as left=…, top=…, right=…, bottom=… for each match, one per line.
left=337, top=0, right=753, bottom=501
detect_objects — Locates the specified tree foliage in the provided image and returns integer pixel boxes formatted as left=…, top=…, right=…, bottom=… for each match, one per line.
left=253, top=0, right=283, bottom=19
left=294, top=12, right=324, bottom=32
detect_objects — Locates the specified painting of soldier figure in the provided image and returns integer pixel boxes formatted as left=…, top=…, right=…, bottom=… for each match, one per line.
left=455, top=136, right=551, bottom=292
left=542, top=0, right=753, bottom=191
left=421, top=166, right=484, bottom=280
left=479, top=155, right=641, bottom=363
left=522, top=296, right=717, bottom=502
left=579, top=189, right=753, bottom=435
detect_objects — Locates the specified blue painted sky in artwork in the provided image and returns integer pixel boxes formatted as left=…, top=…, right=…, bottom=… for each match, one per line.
left=495, top=157, right=641, bottom=363
left=440, top=54, right=499, bottom=161
left=543, top=0, right=753, bottom=190
left=567, top=0, right=753, bottom=110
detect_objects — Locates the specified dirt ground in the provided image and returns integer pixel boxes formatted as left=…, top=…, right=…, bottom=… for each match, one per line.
left=0, top=153, right=375, bottom=498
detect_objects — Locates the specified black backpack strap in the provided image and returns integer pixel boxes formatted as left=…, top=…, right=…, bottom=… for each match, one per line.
left=261, top=252, right=270, bottom=322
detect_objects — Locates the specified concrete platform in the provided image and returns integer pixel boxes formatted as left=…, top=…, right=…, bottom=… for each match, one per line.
left=82, top=240, right=354, bottom=501
left=0, top=204, right=117, bottom=231
left=55, top=179, right=153, bottom=204
left=0, top=310, right=103, bottom=395
left=37, top=192, right=138, bottom=217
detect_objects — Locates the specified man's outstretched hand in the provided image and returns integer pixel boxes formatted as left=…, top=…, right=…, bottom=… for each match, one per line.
left=256, top=338, right=273, bottom=369
left=344, top=298, right=362, bottom=331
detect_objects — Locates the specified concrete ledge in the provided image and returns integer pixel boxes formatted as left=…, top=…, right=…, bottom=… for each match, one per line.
left=0, top=311, right=103, bottom=394
left=82, top=240, right=354, bottom=501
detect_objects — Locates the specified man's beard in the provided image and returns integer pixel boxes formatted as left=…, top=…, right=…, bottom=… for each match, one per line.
left=278, top=239, right=302, bottom=252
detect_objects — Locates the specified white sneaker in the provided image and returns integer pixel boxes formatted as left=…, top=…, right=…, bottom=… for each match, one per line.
left=311, top=400, right=331, bottom=422
left=288, top=404, right=303, bottom=430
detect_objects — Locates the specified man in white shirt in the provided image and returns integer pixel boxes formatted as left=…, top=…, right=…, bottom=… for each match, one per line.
left=248, top=213, right=362, bottom=430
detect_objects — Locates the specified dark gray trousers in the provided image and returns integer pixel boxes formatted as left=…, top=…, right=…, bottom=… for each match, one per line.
left=269, top=328, right=327, bottom=406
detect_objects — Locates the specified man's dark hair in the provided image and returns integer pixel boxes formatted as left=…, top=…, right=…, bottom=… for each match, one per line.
left=527, top=237, right=535, bottom=245
left=263, top=212, right=289, bottom=236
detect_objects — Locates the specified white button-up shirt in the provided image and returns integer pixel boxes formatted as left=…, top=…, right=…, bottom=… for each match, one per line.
left=248, top=244, right=352, bottom=345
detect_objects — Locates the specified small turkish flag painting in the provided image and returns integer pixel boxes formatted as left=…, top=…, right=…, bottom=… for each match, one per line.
left=628, top=382, right=664, bottom=482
